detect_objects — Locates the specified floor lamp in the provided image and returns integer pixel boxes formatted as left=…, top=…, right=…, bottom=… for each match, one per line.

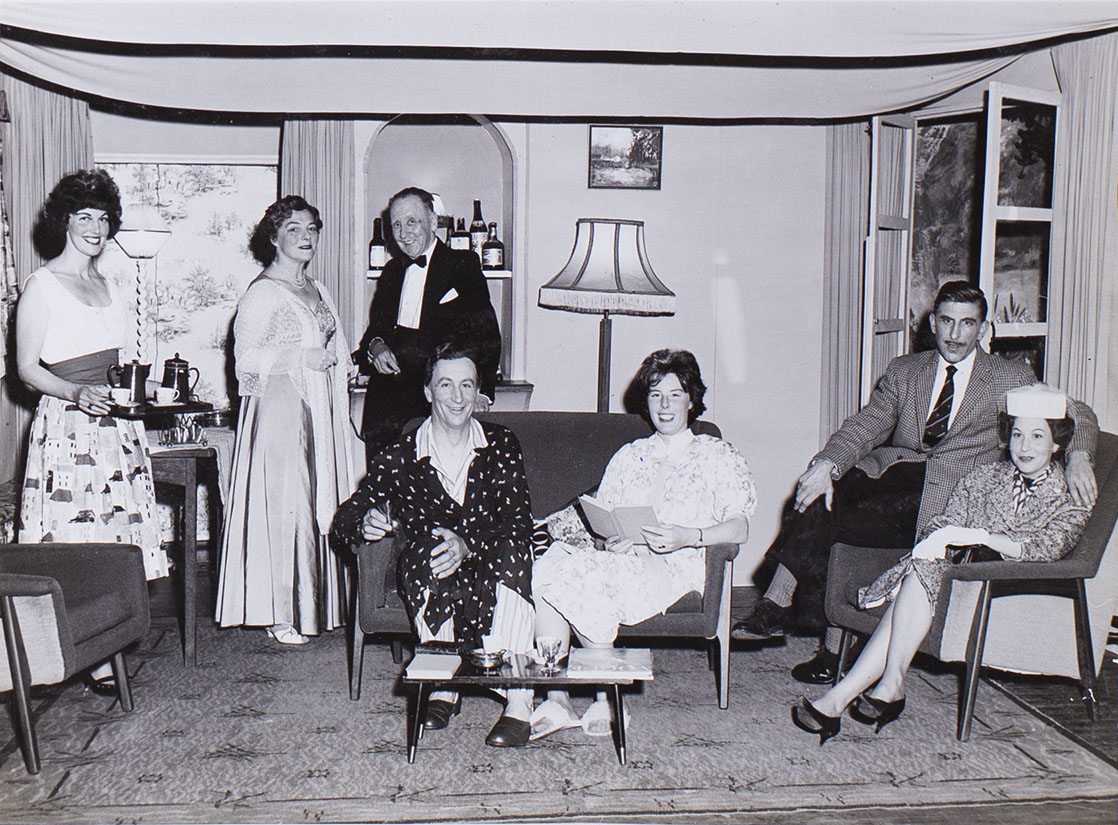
left=114, top=204, right=171, bottom=363
left=539, top=218, right=675, bottom=413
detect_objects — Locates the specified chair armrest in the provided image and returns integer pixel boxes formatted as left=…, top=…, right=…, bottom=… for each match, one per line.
left=701, top=542, right=739, bottom=607
left=943, top=555, right=1093, bottom=583
left=0, top=573, right=59, bottom=599
left=355, top=537, right=400, bottom=609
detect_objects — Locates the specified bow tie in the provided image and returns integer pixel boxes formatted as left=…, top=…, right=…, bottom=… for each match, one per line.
left=405, top=254, right=428, bottom=269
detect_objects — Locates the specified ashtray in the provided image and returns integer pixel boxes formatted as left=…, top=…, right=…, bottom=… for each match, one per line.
left=468, top=649, right=506, bottom=669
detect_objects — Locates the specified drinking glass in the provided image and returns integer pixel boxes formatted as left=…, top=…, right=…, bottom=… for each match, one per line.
left=536, top=636, right=563, bottom=674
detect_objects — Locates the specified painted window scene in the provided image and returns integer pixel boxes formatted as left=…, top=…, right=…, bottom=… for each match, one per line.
left=96, top=162, right=278, bottom=411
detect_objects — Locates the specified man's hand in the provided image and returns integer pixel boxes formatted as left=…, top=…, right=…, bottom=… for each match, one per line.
left=430, top=527, right=469, bottom=579
left=1065, top=451, right=1098, bottom=508
left=360, top=507, right=394, bottom=542
left=794, top=460, right=836, bottom=512
left=474, top=393, right=492, bottom=413
left=367, top=340, right=401, bottom=375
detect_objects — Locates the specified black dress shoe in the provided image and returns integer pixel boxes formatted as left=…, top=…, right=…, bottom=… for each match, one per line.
left=84, top=677, right=118, bottom=697
left=790, top=649, right=839, bottom=685
left=485, top=715, right=530, bottom=748
left=423, top=697, right=461, bottom=731
left=730, top=597, right=788, bottom=640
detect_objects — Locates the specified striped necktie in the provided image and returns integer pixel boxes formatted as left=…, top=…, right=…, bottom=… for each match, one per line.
left=922, top=364, right=957, bottom=448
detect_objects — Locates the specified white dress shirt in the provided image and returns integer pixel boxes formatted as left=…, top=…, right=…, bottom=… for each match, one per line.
left=926, top=348, right=977, bottom=430
left=396, top=240, right=437, bottom=330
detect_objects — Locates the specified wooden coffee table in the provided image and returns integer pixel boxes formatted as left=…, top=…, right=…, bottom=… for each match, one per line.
left=401, top=651, right=651, bottom=764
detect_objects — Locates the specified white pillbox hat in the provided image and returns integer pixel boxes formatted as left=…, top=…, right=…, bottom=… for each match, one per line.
left=1006, top=383, right=1067, bottom=419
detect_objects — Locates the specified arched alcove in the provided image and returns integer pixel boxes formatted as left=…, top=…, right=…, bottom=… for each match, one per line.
left=362, top=114, right=517, bottom=383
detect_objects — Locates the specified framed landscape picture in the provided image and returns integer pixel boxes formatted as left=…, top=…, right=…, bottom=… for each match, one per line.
left=588, top=125, right=663, bottom=189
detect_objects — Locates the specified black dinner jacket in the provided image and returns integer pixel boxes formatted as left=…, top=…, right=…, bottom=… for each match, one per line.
left=357, top=239, right=501, bottom=398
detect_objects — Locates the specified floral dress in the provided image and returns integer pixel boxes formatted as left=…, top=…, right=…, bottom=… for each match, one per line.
left=858, top=461, right=1091, bottom=613
left=533, top=431, right=757, bottom=645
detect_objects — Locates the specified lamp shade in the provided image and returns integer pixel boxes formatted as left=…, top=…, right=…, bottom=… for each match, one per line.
left=114, top=204, right=171, bottom=259
left=539, top=218, right=674, bottom=316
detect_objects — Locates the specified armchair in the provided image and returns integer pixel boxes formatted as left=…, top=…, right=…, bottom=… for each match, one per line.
left=0, top=543, right=150, bottom=774
left=825, top=431, right=1118, bottom=741
left=348, top=412, right=742, bottom=708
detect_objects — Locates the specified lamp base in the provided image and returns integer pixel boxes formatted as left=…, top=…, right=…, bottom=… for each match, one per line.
left=597, top=313, right=612, bottom=414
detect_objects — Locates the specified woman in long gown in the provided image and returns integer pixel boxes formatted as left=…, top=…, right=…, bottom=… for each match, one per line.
left=215, top=196, right=357, bottom=644
left=530, top=349, right=757, bottom=739
left=790, top=383, right=1093, bottom=744
left=17, top=169, right=167, bottom=687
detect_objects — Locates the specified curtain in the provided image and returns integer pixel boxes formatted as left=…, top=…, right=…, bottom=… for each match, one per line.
left=280, top=119, right=357, bottom=346
left=0, top=73, right=92, bottom=484
left=0, top=133, right=16, bottom=380
left=818, top=121, right=870, bottom=446
left=1050, top=32, right=1118, bottom=432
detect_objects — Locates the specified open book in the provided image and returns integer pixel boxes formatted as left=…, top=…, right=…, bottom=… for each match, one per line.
left=577, top=495, right=658, bottom=543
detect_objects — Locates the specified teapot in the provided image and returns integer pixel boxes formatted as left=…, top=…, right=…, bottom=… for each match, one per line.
left=161, top=353, right=200, bottom=403
left=107, top=360, right=150, bottom=406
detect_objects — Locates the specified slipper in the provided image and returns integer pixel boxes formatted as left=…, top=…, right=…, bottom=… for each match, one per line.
left=580, top=700, right=629, bottom=737
left=267, top=624, right=309, bottom=645
left=529, top=699, right=581, bottom=741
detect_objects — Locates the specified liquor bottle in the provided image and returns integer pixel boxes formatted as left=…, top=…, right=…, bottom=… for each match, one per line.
left=469, top=199, right=487, bottom=260
left=482, top=222, right=505, bottom=270
left=368, top=217, right=388, bottom=270
left=449, top=217, right=471, bottom=251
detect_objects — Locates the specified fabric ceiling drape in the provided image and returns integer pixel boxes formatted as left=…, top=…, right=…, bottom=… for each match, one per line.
left=280, top=119, right=357, bottom=346
left=1050, top=32, right=1118, bottom=433
left=0, top=72, right=92, bottom=484
left=819, top=121, right=870, bottom=447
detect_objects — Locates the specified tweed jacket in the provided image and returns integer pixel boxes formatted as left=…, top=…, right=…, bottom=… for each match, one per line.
left=815, top=348, right=1099, bottom=531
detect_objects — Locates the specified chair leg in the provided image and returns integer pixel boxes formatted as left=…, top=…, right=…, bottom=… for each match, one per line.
left=390, top=639, right=404, bottom=664
left=714, top=560, right=732, bottom=709
left=834, top=629, right=852, bottom=688
left=110, top=651, right=134, bottom=712
left=959, top=581, right=992, bottom=742
left=2, top=595, right=40, bottom=774
left=1072, top=578, right=1099, bottom=721
left=349, top=589, right=365, bottom=701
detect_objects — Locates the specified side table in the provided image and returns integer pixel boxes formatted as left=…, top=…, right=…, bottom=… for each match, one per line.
left=150, top=446, right=216, bottom=666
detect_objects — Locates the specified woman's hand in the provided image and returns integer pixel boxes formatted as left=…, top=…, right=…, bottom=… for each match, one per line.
left=911, top=532, right=947, bottom=561
left=604, top=536, right=635, bottom=555
left=430, top=527, right=469, bottom=579
left=75, top=384, right=111, bottom=416
left=304, top=347, right=338, bottom=372
left=640, top=524, right=695, bottom=554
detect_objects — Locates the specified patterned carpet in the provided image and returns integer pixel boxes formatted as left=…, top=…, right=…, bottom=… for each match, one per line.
left=1, top=620, right=1115, bottom=824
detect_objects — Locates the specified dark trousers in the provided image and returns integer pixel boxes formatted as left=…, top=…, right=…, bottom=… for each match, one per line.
left=767, top=462, right=925, bottom=634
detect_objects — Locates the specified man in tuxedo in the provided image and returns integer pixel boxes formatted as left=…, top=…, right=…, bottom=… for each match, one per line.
left=732, top=280, right=1099, bottom=683
left=357, top=187, right=501, bottom=463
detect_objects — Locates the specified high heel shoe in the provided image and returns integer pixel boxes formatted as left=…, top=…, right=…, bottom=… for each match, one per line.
left=849, top=692, right=906, bottom=732
left=790, top=697, right=841, bottom=745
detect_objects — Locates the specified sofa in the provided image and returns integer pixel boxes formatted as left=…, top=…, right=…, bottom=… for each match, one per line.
left=347, top=411, right=742, bottom=708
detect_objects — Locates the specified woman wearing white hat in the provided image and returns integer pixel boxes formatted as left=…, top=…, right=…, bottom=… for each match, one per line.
left=791, top=383, right=1094, bottom=744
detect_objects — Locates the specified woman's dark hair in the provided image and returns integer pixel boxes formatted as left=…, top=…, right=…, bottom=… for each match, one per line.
left=631, top=349, right=707, bottom=425
left=424, top=339, right=480, bottom=386
left=33, top=169, right=123, bottom=259
left=248, top=195, right=322, bottom=266
left=998, top=411, right=1076, bottom=464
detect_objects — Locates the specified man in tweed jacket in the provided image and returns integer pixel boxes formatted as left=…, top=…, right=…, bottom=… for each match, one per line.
left=733, top=281, right=1099, bottom=683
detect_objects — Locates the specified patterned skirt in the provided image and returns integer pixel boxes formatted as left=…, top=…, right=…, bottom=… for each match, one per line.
left=19, top=394, right=168, bottom=580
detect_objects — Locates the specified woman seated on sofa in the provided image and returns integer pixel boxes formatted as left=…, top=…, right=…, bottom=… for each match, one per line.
left=329, top=341, right=536, bottom=748
left=791, top=383, right=1093, bottom=745
left=530, top=349, right=757, bottom=740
